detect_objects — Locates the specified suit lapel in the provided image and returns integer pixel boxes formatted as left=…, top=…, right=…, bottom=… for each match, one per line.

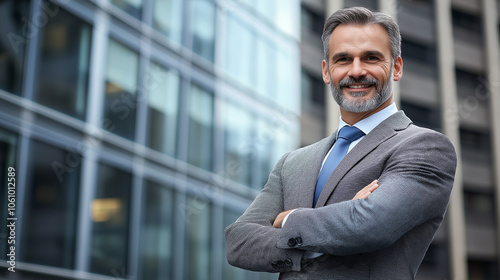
left=315, top=111, right=411, bottom=207
left=289, top=133, right=337, bottom=209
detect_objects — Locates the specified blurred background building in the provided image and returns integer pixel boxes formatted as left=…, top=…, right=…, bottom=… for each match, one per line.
left=0, top=0, right=498, bottom=279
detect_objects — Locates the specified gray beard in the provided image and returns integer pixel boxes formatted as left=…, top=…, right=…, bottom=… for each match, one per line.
left=329, top=70, right=393, bottom=113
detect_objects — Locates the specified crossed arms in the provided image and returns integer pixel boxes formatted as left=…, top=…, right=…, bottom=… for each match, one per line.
left=225, top=130, right=456, bottom=273
left=272, top=180, right=379, bottom=228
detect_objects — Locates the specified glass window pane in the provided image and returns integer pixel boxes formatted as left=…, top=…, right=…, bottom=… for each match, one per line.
left=224, top=102, right=252, bottom=186
left=0, top=1, right=30, bottom=95
left=255, top=118, right=272, bottom=188
left=255, top=38, right=274, bottom=98
left=190, top=0, right=215, bottom=62
left=34, top=4, right=92, bottom=120
left=255, top=0, right=274, bottom=22
left=225, top=15, right=254, bottom=88
left=111, top=0, right=142, bottom=19
left=139, top=180, right=174, bottom=280
left=21, top=140, right=80, bottom=269
left=90, top=163, right=131, bottom=276
left=274, top=0, right=299, bottom=38
left=146, top=62, right=179, bottom=157
left=400, top=101, right=440, bottom=131
left=103, top=39, right=139, bottom=140
left=276, top=48, right=300, bottom=114
left=187, top=84, right=213, bottom=171
left=184, top=195, right=211, bottom=280
left=0, top=128, right=17, bottom=261
left=153, top=0, right=183, bottom=43
left=301, top=6, right=324, bottom=38
left=276, top=50, right=289, bottom=107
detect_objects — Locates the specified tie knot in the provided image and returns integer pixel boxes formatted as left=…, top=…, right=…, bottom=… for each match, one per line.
left=338, top=126, right=365, bottom=142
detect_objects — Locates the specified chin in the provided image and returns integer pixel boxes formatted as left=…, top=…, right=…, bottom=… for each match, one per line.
left=345, top=93, right=373, bottom=102
left=339, top=97, right=381, bottom=113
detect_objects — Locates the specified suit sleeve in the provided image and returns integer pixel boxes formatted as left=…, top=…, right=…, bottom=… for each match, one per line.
left=225, top=152, right=304, bottom=272
left=276, top=131, right=457, bottom=256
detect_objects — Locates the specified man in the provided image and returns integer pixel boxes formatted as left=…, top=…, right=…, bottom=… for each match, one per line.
left=225, top=7, right=456, bottom=279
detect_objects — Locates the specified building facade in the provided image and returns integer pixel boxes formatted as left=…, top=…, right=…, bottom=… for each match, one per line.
left=2, top=0, right=500, bottom=279
left=0, top=0, right=300, bottom=279
left=300, top=0, right=500, bottom=279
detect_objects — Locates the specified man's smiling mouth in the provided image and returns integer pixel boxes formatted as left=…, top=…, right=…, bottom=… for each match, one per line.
left=345, top=84, right=373, bottom=89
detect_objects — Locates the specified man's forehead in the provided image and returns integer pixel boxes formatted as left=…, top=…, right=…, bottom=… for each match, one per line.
left=329, top=23, right=390, bottom=52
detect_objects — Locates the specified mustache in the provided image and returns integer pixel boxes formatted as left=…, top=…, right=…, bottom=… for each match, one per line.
left=338, top=77, right=379, bottom=87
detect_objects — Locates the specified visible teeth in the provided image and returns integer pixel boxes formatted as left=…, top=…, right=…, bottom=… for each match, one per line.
left=349, top=85, right=369, bottom=89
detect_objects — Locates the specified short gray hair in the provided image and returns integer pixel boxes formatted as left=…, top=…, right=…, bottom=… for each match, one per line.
left=322, top=7, right=401, bottom=66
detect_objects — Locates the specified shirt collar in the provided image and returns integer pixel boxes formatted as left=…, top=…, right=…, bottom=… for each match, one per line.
left=337, top=102, right=398, bottom=136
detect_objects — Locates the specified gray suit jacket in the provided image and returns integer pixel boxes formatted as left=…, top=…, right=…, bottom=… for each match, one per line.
left=225, top=111, right=457, bottom=279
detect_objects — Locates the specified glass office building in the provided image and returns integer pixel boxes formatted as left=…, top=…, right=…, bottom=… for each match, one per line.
left=4, top=0, right=500, bottom=279
left=0, top=0, right=300, bottom=279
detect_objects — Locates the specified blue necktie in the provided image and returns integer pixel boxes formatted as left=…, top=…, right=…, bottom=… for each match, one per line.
left=313, top=126, right=365, bottom=207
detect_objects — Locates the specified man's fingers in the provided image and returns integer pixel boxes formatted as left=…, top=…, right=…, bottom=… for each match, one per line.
left=366, top=180, right=379, bottom=192
left=359, top=191, right=372, bottom=199
left=353, top=180, right=379, bottom=200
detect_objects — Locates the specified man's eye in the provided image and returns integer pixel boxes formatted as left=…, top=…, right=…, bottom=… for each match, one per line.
left=336, top=57, right=349, bottom=62
left=366, top=56, right=379, bottom=61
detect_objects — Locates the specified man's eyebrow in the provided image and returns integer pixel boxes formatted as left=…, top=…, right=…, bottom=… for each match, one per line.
left=364, top=50, right=385, bottom=57
left=331, top=52, right=350, bottom=62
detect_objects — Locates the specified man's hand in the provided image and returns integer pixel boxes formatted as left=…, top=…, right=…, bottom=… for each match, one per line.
left=273, top=209, right=295, bottom=228
left=352, top=179, right=379, bottom=200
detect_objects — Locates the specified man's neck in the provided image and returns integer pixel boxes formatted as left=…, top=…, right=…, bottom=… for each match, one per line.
left=340, top=96, right=393, bottom=126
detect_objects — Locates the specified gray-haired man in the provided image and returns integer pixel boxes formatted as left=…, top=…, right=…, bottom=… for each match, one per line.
left=225, top=7, right=456, bottom=279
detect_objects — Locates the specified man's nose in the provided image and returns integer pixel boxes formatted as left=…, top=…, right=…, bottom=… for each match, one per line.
left=347, top=58, right=367, bottom=78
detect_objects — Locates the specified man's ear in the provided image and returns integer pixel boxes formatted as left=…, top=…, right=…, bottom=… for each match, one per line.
left=322, top=60, right=331, bottom=84
left=393, top=56, right=403, bottom=81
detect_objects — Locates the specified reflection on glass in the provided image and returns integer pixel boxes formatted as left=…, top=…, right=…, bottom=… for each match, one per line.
left=34, top=6, right=91, bottom=120
left=0, top=129, right=17, bottom=260
left=274, top=0, right=300, bottom=38
left=255, top=0, right=274, bottom=23
left=0, top=1, right=30, bottom=95
left=224, top=102, right=252, bottom=186
left=276, top=48, right=300, bottom=113
left=187, top=84, right=213, bottom=171
left=153, top=0, right=182, bottom=43
left=111, top=0, right=142, bottom=19
left=90, top=163, right=131, bottom=276
left=103, top=39, right=139, bottom=140
left=139, top=180, right=174, bottom=280
left=255, top=38, right=274, bottom=98
left=225, top=15, right=254, bottom=89
left=184, top=195, right=211, bottom=280
left=22, top=140, right=79, bottom=269
left=190, top=0, right=215, bottom=62
left=146, top=63, right=179, bottom=157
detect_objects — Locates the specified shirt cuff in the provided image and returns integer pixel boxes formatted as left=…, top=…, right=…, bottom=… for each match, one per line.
left=303, top=251, right=324, bottom=259
left=281, top=209, right=297, bottom=228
